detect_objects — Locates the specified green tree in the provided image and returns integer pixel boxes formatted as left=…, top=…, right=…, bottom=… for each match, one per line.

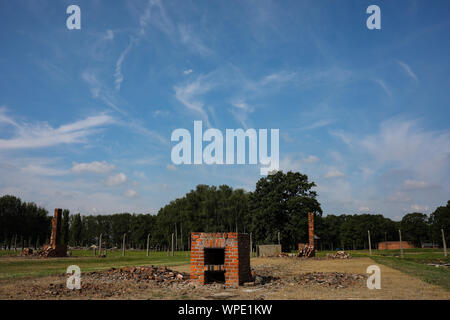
left=61, top=209, right=70, bottom=245
left=401, top=212, right=430, bottom=247
left=69, top=213, right=83, bottom=246
left=429, top=200, right=450, bottom=246
left=248, top=171, right=322, bottom=251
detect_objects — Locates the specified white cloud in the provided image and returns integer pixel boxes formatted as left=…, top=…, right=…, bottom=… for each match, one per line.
left=303, top=155, right=319, bottom=163
left=81, top=71, right=124, bottom=114
left=166, top=164, right=177, bottom=171
left=260, top=71, right=296, bottom=85
left=358, top=206, right=371, bottom=212
left=302, top=119, right=335, bottom=130
left=178, top=24, right=212, bottom=56
left=230, top=101, right=254, bottom=129
left=133, top=171, right=147, bottom=179
left=174, top=75, right=215, bottom=127
left=409, top=204, right=429, bottom=212
left=124, top=189, right=139, bottom=198
left=106, top=173, right=127, bottom=186
left=72, top=161, right=115, bottom=174
left=114, top=41, right=134, bottom=91
left=153, top=109, right=170, bottom=118
left=386, top=192, right=412, bottom=203
left=184, top=69, right=193, bottom=75
left=105, top=29, right=114, bottom=40
left=373, top=79, right=391, bottom=97
left=403, top=179, right=437, bottom=190
left=324, top=169, right=345, bottom=179
left=335, top=119, right=450, bottom=182
left=397, top=60, right=418, bottom=81
left=21, top=164, right=67, bottom=176
left=0, top=109, right=113, bottom=149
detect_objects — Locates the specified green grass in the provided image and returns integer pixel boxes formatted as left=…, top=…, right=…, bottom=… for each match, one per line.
left=370, top=255, right=450, bottom=291
left=314, top=248, right=450, bottom=291
left=0, top=250, right=190, bottom=280
left=0, top=250, right=17, bottom=257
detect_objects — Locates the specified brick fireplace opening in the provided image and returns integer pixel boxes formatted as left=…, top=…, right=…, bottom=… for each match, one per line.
left=190, top=232, right=251, bottom=286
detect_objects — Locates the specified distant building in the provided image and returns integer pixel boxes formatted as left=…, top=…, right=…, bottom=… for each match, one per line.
left=421, top=242, right=439, bottom=249
left=378, top=241, right=415, bottom=250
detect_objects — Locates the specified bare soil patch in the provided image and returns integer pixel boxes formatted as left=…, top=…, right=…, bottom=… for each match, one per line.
left=1, top=257, right=448, bottom=300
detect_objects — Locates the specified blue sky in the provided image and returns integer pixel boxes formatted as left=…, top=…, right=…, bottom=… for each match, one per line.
left=0, top=0, right=449, bottom=219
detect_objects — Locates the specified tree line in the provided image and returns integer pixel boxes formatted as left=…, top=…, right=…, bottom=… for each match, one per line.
left=1, top=171, right=449, bottom=251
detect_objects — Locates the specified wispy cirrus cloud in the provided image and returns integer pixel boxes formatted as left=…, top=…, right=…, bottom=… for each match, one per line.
left=396, top=60, right=418, bottom=81
left=302, top=118, right=336, bottom=130
left=174, top=74, right=216, bottom=127
left=373, top=78, right=392, bottom=97
left=0, top=109, right=114, bottom=150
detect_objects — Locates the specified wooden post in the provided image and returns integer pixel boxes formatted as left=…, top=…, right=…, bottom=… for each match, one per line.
left=277, top=232, right=280, bottom=245
left=399, top=230, right=403, bottom=258
left=146, top=233, right=150, bottom=257
left=180, top=223, right=183, bottom=251
left=442, top=229, right=447, bottom=257
left=171, top=233, right=174, bottom=257
left=122, top=233, right=126, bottom=257
left=14, top=234, right=17, bottom=252
left=368, top=230, right=372, bottom=256
left=98, top=233, right=102, bottom=256
left=175, top=224, right=178, bottom=252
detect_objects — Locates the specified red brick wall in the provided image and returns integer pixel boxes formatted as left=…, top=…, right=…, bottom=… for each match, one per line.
left=190, top=232, right=251, bottom=286
left=378, top=241, right=415, bottom=250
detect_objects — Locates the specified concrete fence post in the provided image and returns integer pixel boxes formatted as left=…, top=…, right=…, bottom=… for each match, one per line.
left=122, top=233, right=126, bottom=257
left=398, top=230, right=403, bottom=258
left=146, top=233, right=150, bottom=257
left=368, top=230, right=372, bottom=256
left=171, top=233, right=174, bottom=257
left=442, top=229, right=447, bottom=257
left=98, top=233, right=102, bottom=256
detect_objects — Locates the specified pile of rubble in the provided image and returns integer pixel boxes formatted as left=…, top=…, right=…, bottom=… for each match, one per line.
left=20, top=246, right=68, bottom=258
left=86, top=265, right=189, bottom=283
left=293, top=272, right=365, bottom=289
left=297, top=245, right=315, bottom=258
left=326, top=251, right=351, bottom=259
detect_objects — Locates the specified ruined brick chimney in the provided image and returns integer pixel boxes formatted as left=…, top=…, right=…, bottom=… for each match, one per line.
left=308, top=212, right=315, bottom=257
left=41, top=208, right=67, bottom=257
left=50, top=208, right=63, bottom=248
left=190, top=232, right=251, bottom=287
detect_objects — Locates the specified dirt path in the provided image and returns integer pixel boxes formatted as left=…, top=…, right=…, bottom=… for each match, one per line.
left=1, top=257, right=448, bottom=300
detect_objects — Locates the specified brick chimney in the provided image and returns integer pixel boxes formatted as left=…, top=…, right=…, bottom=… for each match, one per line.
left=308, top=212, right=315, bottom=256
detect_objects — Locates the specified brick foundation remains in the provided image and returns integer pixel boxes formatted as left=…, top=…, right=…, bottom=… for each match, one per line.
left=190, top=232, right=251, bottom=286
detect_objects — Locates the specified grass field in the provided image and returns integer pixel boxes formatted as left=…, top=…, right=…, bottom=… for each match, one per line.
left=0, top=250, right=190, bottom=280
left=315, top=248, right=450, bottom=290
left=1, top=248, right=448, bottom=291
